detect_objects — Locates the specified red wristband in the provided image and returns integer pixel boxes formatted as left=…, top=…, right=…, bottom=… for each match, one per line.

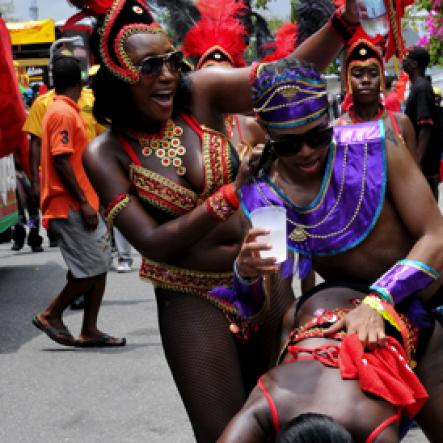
left=222, top=183, right=240, bottom=210
left=328, top=9, right=358, bottom=43
left=205, top=185, right=238, bottom=222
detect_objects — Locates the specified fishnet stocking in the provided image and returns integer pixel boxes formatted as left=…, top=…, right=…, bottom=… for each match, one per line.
left=155, top=277, right=294, bottom=443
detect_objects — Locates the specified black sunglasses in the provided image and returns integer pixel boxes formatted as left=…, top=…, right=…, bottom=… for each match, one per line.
left=268, top=125, right=333, bottom=157
left=139, top=50, right=184, bottom=76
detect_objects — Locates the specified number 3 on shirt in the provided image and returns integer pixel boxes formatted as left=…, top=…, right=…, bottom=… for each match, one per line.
left=60, top=129, right=69, bottom=145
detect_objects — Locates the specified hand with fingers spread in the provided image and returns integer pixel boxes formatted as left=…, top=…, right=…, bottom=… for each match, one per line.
left=235, top=227, right=280, bottom=280
left=325, top=302, right=386, bottom=350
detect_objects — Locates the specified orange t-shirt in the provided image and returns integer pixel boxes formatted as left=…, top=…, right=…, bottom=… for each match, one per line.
left=40, top=95, right=99, bottom=222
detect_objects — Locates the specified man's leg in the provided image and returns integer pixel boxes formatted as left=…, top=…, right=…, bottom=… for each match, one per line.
left=76, top=272, right=125, bottom=346
left=26, top=191, right=43, bottom=252
left=33, top=275, right=98, bottom=345
left=67, top=271, right=85, bottom=310
left=11, top=189, right=26, bottom=251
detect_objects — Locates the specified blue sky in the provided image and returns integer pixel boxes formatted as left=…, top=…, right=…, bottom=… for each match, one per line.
left=7, top=0, right=291, bottom=22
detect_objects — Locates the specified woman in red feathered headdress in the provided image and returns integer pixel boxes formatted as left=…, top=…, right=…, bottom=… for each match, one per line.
left=182, top=0, right=249, bottom=70
left=337, top=27, right=418, bottom=161
left=181, top=0, right=266, bottom=160
left=67, top=0, right=360, bottom=440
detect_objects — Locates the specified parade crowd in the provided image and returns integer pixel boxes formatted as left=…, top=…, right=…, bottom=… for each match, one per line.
left=1, top=0, right=443, bottom=442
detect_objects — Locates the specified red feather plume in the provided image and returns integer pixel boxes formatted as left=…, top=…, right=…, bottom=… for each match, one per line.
left=261, top=22, right=297, bottom=62
left=347, top=25, right=384, bottom=49
left=182, top=0, right=249, bottom=68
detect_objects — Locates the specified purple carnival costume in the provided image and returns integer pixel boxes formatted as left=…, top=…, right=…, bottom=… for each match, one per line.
left=224, top=59, right=440, bottom=330
left=241, top=120, right=386, bottom=272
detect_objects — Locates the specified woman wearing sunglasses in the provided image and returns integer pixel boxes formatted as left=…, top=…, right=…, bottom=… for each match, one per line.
left=235, top=39, right=443, bottom=443
left=68, top=0, right=360, bottom=440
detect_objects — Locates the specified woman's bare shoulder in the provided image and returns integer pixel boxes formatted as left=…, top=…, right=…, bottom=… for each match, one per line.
left=84, top=128, right=126, bottom=177
left=87, top=128, right=120, bottom=158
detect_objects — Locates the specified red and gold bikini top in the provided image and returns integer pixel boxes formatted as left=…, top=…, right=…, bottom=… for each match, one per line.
left=117, top=114, right=236, bottom=217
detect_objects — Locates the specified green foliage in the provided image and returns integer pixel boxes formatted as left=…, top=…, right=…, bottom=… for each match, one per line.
left=325, top=59, right=341, bottom=75
left=406, top=1, right=443, bottom=66
left=254, top=0, right=269, bottom=8
left=413, top=0, right=433, bottom=10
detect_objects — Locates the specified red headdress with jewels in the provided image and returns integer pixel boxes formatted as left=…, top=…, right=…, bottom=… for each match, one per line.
left=182, top=0, right=249, bottom=69
left=68, top=0, right=166, bottom=83
left=335, top=0, right=412, bottom=60
left=344, top=27, right=385, bottom=93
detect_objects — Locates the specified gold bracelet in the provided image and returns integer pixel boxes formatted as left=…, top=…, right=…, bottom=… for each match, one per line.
left=105, top=193, right=131, bottom=225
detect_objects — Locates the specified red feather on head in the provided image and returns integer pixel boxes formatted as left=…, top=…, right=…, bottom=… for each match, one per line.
left=182, top=0, right=249, bottom=69
left=261, top=22, right=297, bottom=62
left=333, top=0, right=410, bottom=60
left=347, top=25, right=384, bottom=52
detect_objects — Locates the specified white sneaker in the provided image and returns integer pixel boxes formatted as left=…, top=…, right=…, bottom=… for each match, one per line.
left=117, top=261, right=132, bottom=273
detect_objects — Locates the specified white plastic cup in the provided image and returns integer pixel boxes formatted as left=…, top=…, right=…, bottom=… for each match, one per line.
left=250, top=206, right=287, bottom=263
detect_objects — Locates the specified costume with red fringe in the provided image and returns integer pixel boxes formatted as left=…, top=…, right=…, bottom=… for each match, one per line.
left=182, top=0, right=249, bottom=69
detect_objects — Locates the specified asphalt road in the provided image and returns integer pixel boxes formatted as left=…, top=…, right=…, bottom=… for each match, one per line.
left=0, top=236, right=429, bottom=442
left=0, top=243, right=194, bottom=443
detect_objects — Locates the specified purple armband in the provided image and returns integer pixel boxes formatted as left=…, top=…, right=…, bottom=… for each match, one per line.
left=209, top=263, right=264, bottom=319
left=370, top=259, right=439, bottom=306
left=369, top=260, right=439, bottom=328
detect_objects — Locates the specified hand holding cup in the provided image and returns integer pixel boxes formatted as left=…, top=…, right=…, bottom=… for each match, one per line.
left=236, top=228, right=281, bottom=280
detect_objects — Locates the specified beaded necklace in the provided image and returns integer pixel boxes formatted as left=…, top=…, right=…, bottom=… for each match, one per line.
left=253, top=141, right=368, bottom=242
left=128, top=119, right=187, bottom=176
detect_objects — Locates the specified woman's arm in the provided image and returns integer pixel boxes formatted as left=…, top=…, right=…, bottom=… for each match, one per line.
left=386, top=135, right=443, bottom=283
left=190, top=0, right=358, bottom=117
left=326, top=135, right=443, bottom=344
left=83, top=134, right=249, bottom=262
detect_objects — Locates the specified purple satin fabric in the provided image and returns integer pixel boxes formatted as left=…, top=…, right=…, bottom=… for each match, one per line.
left=241, top=121, right=386, bottom=258
left=370, top=262, right=437, bottom=305
left=252, top=64, right=329, bottom=129
left=210, top=276, right=264, bottom=319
